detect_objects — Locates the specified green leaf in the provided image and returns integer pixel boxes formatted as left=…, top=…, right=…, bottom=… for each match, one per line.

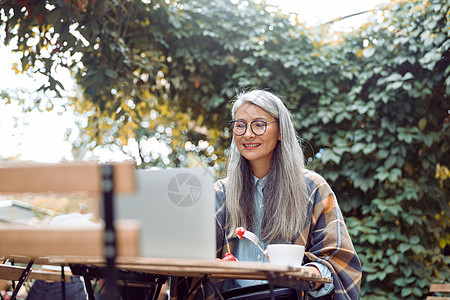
left=409, top=236, right=420, bottom=244
left=366, top=273, right=379, bottom=282
left=367, top=235, right=377, bottom=244
left=411, top=244, right=426, bottom=255
left=363, top=46, right=376, bottom=57
left=390, top=254, right=399, bottom=265
left=384, top=156, right=397, bottom=169
left=384, top=73, right=403, bottom=82
left=388, top=168, right=402, bottom=182
left=321, top=149, right=341, bottom=164
left=384, top=265, right=395, bottom=274
left=351, top=143, right=365, bottom=153
left=387, top=81, right=403, bottom=90
left=386, top=204, right=402, bottom=216
left=327, top=171, right=339, bottom=181
left=412, top=287, right=422, bottom=297
left=401, top=287, right=412, bottom=297
left=375, top=166, right=389, bottom=182
left=362, top=263, right=378, bottom=273
left=354, top=177, right=375, bottom=192
left=423, top=134, right=433, bottom=147
left=376, top=149, right=390, bottom=159
left=377, top=272, right=387, bottom=281
left=363, top=143, right=377, bottom=155
left=398, top=243, right=411, bottom=253
left=402, top=72, right=414, bottom=81
left=393, top=278, right=406, bottom=287
left=406, top=215, right=415, bottom=225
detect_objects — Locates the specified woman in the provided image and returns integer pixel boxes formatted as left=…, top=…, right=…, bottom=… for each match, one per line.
left=174, top=90, right=361, bottom=299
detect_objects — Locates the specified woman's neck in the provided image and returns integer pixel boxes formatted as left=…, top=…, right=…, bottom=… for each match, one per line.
left=250, top=162, right=270, bottom=179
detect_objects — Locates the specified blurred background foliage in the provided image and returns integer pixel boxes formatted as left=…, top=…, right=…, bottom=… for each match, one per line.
left=1, top=0, right=449, bottom=298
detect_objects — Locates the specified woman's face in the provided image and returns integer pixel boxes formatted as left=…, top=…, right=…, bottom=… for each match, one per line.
left=233, top=102, right=280, bottom=177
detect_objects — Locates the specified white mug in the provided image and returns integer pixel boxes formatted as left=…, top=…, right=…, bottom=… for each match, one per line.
left=267, top=244, right=305, bottom=267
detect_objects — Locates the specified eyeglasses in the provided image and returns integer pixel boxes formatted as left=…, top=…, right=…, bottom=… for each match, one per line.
left=229, top=120, right=277, bottom=136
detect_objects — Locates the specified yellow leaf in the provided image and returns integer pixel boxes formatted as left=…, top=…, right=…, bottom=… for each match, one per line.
left=355, top=49, right=364, bottom=58
left=418, top=117, right=427, bottom=131
left=12, top=63, right=20, bottom=74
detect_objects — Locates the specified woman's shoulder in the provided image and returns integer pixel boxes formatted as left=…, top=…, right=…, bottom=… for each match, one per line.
left=302, top=169, right=328, bottom=185
left=302, top=169, right=334, bottom=197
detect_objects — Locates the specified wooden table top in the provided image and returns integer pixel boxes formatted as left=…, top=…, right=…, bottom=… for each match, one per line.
left=46, top=256, right=332, bottom=284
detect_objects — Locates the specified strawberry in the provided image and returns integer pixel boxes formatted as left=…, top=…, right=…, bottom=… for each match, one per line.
left=235, top=227, right=245, bottom=239
left=222, top=253, right=238, bottom=261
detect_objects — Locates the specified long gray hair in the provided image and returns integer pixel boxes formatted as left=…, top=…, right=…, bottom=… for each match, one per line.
left=226, top=90, right=308, bottom=243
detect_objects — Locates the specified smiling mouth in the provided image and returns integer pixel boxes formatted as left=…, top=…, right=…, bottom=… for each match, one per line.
left=243, top=143, right=261, bottom=149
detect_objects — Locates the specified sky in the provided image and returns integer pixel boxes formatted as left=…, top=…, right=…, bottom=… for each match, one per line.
left=270, top=0, right=386, bottom=29
left=0, top=0, right=386, bottom=163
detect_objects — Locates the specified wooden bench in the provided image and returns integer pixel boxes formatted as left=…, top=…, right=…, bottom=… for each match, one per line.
left=427, top=283, right=450, bottom=300
left=0, top=221, right=139, bottom=257
left=0, top=161, right=138, bottom=300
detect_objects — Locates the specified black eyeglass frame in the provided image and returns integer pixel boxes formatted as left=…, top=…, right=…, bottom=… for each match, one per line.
left=229, top=120, right=277, bottom=136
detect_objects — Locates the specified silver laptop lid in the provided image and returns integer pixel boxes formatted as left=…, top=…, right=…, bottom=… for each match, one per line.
left=116, top=167, right=216, bottom=260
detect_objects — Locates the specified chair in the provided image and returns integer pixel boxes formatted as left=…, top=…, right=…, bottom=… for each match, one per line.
left=0, top=161, right=139, bottom=300
left=221, top=284, right=301, bottom=300
left=427, top=283, right=450, bottom=300
left=0, top=264, right=71, bottom=282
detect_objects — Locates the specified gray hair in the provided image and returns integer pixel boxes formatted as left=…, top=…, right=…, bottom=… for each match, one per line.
left=226, top=90, right=308, bottom=243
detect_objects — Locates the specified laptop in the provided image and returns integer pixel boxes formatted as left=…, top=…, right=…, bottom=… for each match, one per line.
left=115, top=167, right=216, bottom=261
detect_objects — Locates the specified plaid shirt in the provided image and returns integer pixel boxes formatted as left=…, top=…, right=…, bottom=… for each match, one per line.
left=173, top=169, right=361, bottom=300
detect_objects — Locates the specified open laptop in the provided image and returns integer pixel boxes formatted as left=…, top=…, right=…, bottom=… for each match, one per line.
left=115, top=167, right=216, bottom=261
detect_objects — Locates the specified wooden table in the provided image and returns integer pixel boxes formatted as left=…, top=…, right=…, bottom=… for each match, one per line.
left=47, top=256, right=330, bottom=282
left=3, top=255, right=332, bottom=299
left=45, top=256, right=332, bottom=300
